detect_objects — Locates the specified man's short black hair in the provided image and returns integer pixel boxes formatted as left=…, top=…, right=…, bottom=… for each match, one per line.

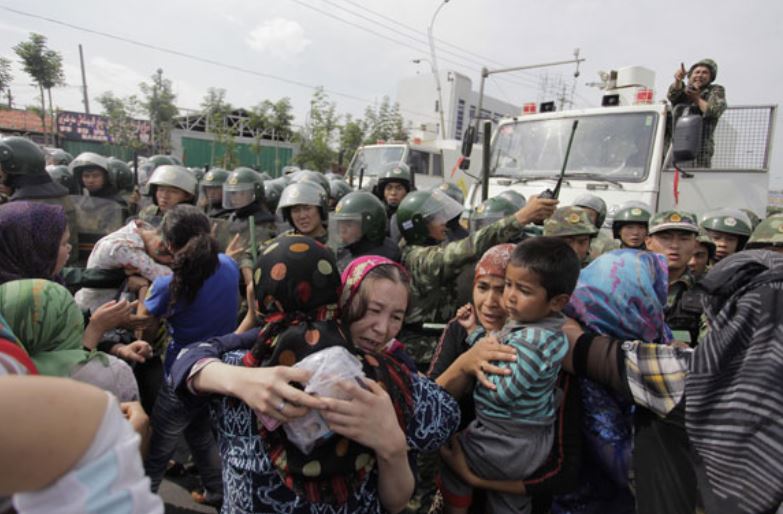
left=509, top=237, right=581, bottom=299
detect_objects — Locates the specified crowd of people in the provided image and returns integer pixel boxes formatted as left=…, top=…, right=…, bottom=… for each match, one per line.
left=0, top=58, right=781, bottom=514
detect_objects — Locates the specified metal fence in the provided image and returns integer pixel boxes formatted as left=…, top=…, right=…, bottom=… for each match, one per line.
left=699, top=105, right=776, bottom=171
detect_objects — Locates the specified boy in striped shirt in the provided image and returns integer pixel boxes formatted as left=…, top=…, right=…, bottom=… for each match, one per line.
left=440, top=237, right=581, bottom=514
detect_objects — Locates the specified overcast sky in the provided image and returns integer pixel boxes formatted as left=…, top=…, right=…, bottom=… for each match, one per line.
left=1, top=0, right=781, bottom=189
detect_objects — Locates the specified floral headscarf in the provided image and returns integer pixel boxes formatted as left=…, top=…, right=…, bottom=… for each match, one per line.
left=0, top=279, right=103, bottom=376
left=565, top=249, right=672, bottom=344
left=0, top=202, right=67, bottom=285
left=474, top=243, right=515, bottom=284
left=339, top=255, right=409, bottom=313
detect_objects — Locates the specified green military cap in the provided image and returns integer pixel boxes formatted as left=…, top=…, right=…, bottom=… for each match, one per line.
left=746, top=213, right=783, bottom=249
left=543, top=206, right=598, bottom=238
left=700, top=208, right=753, bottom=237
left=648, top=210, right=699, bottom=235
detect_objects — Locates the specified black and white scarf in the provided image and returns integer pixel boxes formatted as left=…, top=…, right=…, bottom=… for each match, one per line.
left=687, top=250, right=783, bottom=513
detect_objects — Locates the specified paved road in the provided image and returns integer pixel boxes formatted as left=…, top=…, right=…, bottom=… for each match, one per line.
left=160, top=476, right=217, bottom=514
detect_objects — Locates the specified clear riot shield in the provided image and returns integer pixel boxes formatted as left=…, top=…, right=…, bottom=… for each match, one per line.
left=71, top=195, right=126, bottom=265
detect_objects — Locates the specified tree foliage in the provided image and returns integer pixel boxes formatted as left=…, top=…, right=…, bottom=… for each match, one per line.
left=363, top=96, right=406, bottom=144
left=0, top=57, right=12, bottom=106
left=139, top=68, right=178, bottom=153
left=13, top=33, right=65, bottom=144
left=96, top=92, right=147, bottom=153
left=339, top=114, right=365, bottom=166
left=294, top=87, right=340, bottom=172
left=201, top=87, right=238, bottom=169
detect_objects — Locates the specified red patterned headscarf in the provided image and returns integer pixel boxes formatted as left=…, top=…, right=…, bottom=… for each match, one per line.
left=474, top=243, right=515, bottom=285
left=339, top=255, right=409, bottom=314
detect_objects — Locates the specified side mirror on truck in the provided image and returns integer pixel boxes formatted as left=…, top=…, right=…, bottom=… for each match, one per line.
left=672, top=111, right=703, bottom=163
left=461, top=126, right=475, bottom=157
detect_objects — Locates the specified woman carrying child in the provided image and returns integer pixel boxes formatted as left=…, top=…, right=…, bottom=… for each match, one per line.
left=141, top=205, right=240, bottom=506
left=433, top=238, right=581, bottom=514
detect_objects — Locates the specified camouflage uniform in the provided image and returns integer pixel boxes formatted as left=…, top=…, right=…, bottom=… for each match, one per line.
left=649, top=210, right=703, bottom=345
left=667, top=58, right=727, bottom=168
left=400, top=214, right=527, bottom=369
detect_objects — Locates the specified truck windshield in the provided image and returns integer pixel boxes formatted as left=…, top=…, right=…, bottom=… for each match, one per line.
left=348, top=146, right=406, bottom=177
left=491, top=112, right=658, bottom=181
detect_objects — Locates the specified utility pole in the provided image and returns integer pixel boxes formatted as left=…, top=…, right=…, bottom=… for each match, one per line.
left=427, top=0, right=450, bottom=139
left=6, top=89, right=12, bottom=109
left=78, top=44, right=90, bottom=114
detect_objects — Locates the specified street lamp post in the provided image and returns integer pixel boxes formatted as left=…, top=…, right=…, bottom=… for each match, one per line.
left=428, top=0, right=449, bottom=139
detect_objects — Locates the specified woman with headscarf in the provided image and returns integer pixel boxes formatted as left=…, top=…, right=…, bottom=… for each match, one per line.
left=0, top=201, right=137, bottom=349
left=430, top=244, right=582, bottom=513
left=168, top=236, right=459, bottom=513
left=0, top=279, right=139, bottom=401
left=0, top=201, right=72, bottom=285
left=553, top=249, right=673, bottom=514
left=563, top=249, right=783, bottom=514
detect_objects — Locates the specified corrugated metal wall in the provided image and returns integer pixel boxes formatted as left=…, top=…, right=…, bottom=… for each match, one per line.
left=180, top=137, right=294, bottom=176
left=60, top=140, right=136, bottom=161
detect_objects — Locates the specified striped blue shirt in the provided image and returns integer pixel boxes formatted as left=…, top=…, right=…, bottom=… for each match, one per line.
left=468, top=315, right=568, bottom=425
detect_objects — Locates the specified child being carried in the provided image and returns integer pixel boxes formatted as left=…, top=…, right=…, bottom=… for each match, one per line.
left=440, top=237, right=582, bottom=514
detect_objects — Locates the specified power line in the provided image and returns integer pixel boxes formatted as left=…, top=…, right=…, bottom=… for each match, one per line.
left=288, top=0, right=542, bottom=91
left=0, top=5, right=442, bottom=123
left=336, top=0, right=546, bottom=81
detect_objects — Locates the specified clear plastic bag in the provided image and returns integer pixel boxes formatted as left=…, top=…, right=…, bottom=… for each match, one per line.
left=283, top=346, right=366, bottom=454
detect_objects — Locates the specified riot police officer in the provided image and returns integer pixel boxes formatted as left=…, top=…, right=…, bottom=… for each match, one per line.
left=46, top=165, right=78, bottom=195
left=138, top=165, right=198, bottom=224
left=199, top=167, right=231, bottom=218
left=434, top=182, right=468, bottom=241
left=700, top=208, right=753, bottom=262
left=328, top=178, right=352, bottom=211
left=220, top=167, right=278, bottom=287
left=376, top=162, right=413, bottom=243
left=688, top=229, right=716, bottom=279
left=645, top=210, right=701, bottom=345
left=276, top=180, right=329, bottom=243
left=745, top=213, right=783, bottom=253
left=573, top=193, right=607, bottom=228
left=612, top=202, right=653, bottom=249
left=329, top=191, right=400, bottom=271
left=543, top=206, right=599, bottom=264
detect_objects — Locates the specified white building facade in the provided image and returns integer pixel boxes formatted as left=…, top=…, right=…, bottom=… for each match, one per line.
left=396, top=70, right=521, bottom=140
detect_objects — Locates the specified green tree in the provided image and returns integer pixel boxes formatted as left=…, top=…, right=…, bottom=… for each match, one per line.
left=96, top=92, right=147, bottom=156
left=248, top=99, right=273, bottom=168
left=294, top=87, right=339, bottom=172
left=271, top=98, right=294, bottom=141
left=139, top=68, right=178, bottom=154
left=13, top=33, right=66, bottom=145
left=0, top=57, right=12, bottom=109
left=339, top=114, right=365, bottom=166
left=201, top=87, right=238, bottom=169
left=363, top=95, right=406, bottom=144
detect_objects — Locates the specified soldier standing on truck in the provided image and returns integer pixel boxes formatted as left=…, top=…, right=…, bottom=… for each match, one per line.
left=667, top=58, right=727, bottom=168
